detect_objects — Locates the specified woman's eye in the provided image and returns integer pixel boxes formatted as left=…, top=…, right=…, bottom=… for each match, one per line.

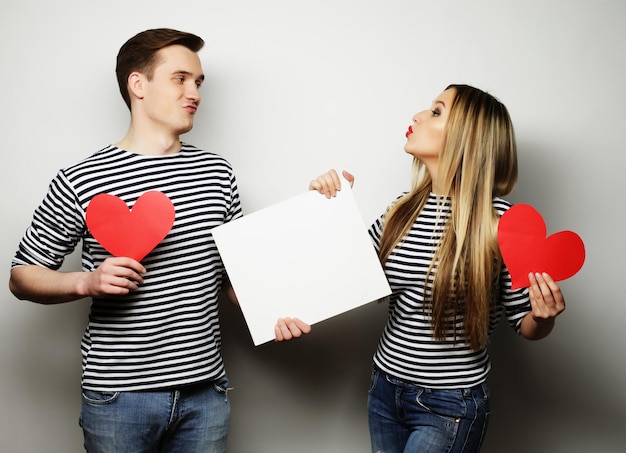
left=431, top=109, right=440, bottom=117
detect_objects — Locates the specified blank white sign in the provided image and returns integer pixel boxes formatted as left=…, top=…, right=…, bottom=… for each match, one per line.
left=212, top=182, right=391, bottom=345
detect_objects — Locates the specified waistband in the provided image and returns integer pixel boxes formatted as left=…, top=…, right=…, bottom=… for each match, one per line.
left=373, top=364, right=488, bottom=396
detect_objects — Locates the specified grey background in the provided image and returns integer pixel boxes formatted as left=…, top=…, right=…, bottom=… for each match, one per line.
left=1, top=1, right=624, bottom=451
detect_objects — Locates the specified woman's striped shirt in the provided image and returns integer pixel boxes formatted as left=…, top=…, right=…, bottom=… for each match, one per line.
left=369, top=193, right=531, bottom=389
left=12, top=144, right=242, bottom=391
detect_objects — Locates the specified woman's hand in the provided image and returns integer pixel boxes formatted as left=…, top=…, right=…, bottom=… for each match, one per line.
left=528, top=272, right=566, bottom=322
left=309, top=169, right=354, bottom=198
left=520, top=272, right=566, bottom=340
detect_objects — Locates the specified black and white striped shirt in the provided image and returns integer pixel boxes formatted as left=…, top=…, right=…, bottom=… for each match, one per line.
left=369, top=193, right=530, bottom=389
left=12, top=144, right=242, bottom=391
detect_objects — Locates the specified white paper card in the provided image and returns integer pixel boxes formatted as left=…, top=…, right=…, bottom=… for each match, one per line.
left=212, top=181, right=391, bottom=345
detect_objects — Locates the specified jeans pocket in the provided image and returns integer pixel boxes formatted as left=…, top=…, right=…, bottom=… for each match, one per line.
left=212, top=376, right=234, bottom=403
left=212, top=376, right=231, bottom=394
left=367, top=367, right=380, bottom=395
left=81, top=390, right=120, bottom=406
left=415, top=389, right=467, bottom=419
left=474, top=383, right=490, bottom=410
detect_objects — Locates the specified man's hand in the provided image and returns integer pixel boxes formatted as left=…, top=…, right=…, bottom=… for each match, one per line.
left=274, top=317, right=312, bottom=341
left=80, top=257, right=146, bottom=297
left=10, top=257, right=146, bottom=304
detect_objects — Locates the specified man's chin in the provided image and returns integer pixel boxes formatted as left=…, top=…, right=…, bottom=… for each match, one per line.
left=178, top=123, right=194, bottom=135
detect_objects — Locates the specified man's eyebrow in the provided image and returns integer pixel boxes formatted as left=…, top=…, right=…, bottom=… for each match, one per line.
left=173, top=70, right=205, bottom=82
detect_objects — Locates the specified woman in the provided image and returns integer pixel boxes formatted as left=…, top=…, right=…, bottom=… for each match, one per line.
left=277, top=84, right=566, bottom=452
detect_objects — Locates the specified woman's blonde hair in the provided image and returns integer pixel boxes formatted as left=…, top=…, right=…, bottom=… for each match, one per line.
left=378, top=84, right=518, bottom=350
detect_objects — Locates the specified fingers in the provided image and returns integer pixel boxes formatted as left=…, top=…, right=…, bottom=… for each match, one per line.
left=274, top=318, right=291, bottom=342
left=342, top=170, right=355, bottom=188
left=309, top=169, right=345, bottom=198
left=105, top=257, right=146, bottom=278
left=528, top=272, right=566, bottom=321
left=293, top=318, right=312, bottom=334
left=107, top=258, right=146, bottom=285
left=274, top=317, right=311, bottom=342
left=88, top=257, right=146, bottom=297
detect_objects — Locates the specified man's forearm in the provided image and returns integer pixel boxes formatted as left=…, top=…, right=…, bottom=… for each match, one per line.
left=9, top=265, right=88, bottom=304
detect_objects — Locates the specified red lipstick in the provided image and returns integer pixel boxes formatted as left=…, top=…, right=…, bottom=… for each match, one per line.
left=405, top=125, right=413, bottom=137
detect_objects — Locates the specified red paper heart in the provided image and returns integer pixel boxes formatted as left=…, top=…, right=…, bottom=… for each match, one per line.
left=86, top=191, right=175, bottom=262
left=497, top=204, right=585, bottom=289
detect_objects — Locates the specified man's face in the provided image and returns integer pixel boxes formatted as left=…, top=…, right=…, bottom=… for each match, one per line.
left=140, top=45, right=205, bottom=136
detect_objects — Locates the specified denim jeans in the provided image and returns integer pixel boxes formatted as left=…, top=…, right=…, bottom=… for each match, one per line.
left=79, top=376, right=232, bottom=453
left=367, top=367, right=490, bottom=453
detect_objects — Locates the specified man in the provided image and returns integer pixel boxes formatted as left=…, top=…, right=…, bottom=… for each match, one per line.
left=9, top=28, right=307, bottom=452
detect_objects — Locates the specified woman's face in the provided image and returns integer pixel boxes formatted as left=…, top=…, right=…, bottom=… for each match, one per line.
left=404, top=88, right=456, bottom=162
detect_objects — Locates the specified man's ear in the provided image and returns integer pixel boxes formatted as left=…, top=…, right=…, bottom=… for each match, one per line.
left=127, top=72, right=145, bottom=101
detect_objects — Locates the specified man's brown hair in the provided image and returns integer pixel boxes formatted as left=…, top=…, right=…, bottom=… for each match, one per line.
left=116, top=28, right=205, bottom=110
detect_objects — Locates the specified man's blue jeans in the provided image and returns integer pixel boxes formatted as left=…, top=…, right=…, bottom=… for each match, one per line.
left=79, top=376, right=232, bottom=453
left=368, top=367, right=490, bottom=453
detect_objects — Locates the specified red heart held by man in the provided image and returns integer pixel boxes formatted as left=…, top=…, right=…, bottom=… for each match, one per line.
left=86, top=191, right=176, bottom=262
left=497, top=204, right=585, bottom=289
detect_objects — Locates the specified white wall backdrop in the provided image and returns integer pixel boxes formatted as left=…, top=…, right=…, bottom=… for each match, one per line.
left=2, top=1, right=625, bottom=452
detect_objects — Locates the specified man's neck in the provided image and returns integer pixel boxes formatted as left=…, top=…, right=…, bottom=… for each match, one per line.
left=116, top=123, right=182, bottom=156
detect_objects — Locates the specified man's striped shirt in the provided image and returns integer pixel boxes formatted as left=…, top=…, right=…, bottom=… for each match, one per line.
left=12, top=144, right=242, bottom=391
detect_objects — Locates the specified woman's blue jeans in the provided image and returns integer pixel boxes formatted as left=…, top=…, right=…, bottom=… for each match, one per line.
left=368, top=366, right=490, bottom=453
left=79, top=376, right=232, bottom=453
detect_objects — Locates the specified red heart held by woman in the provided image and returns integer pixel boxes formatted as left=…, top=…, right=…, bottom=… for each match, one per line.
left=86, top=191, right=176, bottom=262
left=497, top=204, right=585, bottom=289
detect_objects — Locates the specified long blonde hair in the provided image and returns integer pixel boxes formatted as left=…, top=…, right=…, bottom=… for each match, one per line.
left=378, top=84, right=518, bottom=350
